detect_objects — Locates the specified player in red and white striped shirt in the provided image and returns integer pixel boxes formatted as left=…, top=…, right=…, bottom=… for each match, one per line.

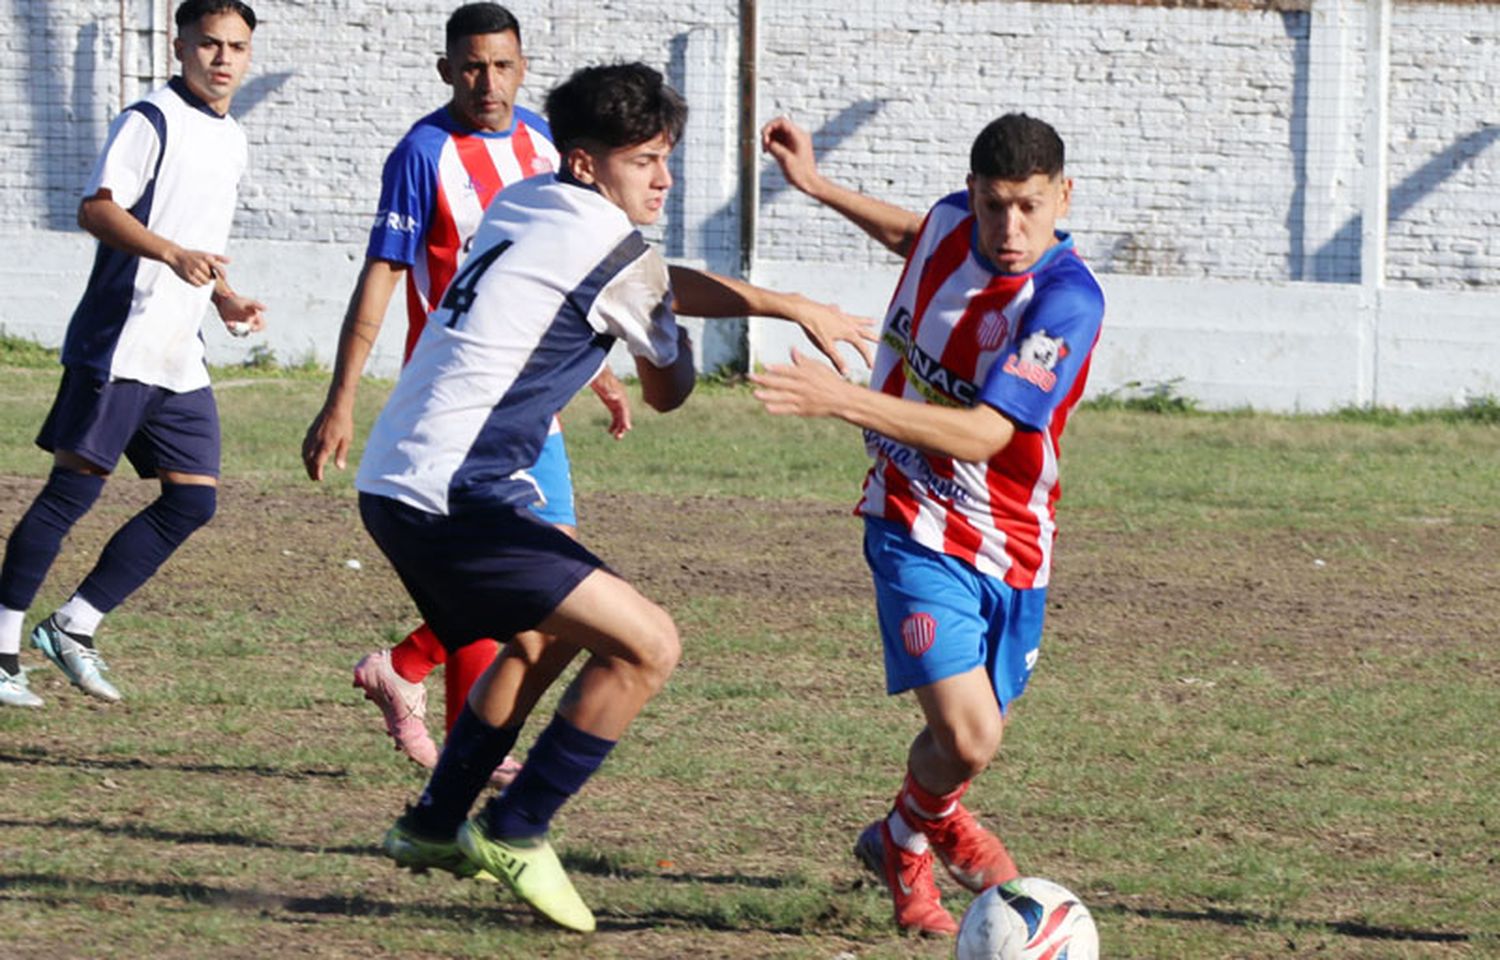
left=756, top=113, right=1104, bottom=937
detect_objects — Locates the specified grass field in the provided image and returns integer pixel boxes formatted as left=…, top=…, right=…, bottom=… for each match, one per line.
left=0, top=357, right=1496, bottom=959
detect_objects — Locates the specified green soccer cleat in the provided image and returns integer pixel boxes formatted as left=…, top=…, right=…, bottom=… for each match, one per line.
left=457, top=818, right=596, bottom=933
left=382, top=814, right=496, bottom=883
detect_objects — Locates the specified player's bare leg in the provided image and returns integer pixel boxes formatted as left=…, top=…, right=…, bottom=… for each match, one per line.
left=905, top=669, right=1018, bottom=891
left=857, top=668, right=1017, bottom=935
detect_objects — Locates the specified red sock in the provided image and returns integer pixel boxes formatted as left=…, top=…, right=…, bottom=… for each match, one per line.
left=389, top=622, right=446, bottom=683
left=899, top=773, right=970, bottom=823
left=444, top=638, right=500, bottom=733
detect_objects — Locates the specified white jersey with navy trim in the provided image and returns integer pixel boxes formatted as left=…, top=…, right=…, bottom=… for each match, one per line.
left=356, top=174, right=679, bottom=517
left=63, top=77, right=247, bottom=392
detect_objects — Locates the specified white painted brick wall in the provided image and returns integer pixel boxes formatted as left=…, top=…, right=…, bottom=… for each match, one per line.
left=1, top=0, right=1496, bottom=291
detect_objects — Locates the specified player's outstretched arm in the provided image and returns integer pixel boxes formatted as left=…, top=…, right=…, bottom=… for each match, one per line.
left=78, top=191, right=228, bottom=287
left=301, top=258, right=406, bottom=481
left=636, top=326, right=695, bottom=413
left=751, top=349, right=1016, bottom=462
left=667, top=265, right=877, bottom=373
left=760, top=116, right=925, bottom=259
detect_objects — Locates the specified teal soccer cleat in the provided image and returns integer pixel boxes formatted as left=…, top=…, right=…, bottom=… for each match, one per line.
left=31, top=615, right=120, bottom=703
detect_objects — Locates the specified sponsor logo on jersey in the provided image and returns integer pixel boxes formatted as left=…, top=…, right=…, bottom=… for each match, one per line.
left=888, top=306, right=980, bottom=406
left=901, top=612, right=937, bottom=657
left=864, top=431, right=975, bottom=501
left=977, top=309, right=1010, bottom=351
left=1002, top=329, right=1068, bottom=392
left=378, top=210, right=419, bottom=234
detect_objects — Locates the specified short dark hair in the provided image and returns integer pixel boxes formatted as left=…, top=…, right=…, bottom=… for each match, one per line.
left=175, top=0, right=256, bottom=31
left=446, top=3, right=521, bottom=50
left=970, top=114, right=1065, bottom=180
left=545, top=63, right=688, bottom=154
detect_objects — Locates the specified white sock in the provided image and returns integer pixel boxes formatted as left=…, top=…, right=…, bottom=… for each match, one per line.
left=57, top=595, right=105, bottom=637
left=0, top=606, right=24, bottom=656
left=887, top=809, right=930, bottom=854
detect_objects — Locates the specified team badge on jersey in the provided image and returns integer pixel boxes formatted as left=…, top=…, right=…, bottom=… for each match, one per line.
left=1003, top=329, right=1069, bottom=392
left=901, top=613, right=937, bottom=657
left=977, top=309, right=1010, bottom=351
left=527, top=155, right=555, bottom=177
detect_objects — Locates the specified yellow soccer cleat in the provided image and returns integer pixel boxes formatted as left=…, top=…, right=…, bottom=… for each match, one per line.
left=383, top=815, right=497, bottom=883
left=457, top=818, right=596, bottom=933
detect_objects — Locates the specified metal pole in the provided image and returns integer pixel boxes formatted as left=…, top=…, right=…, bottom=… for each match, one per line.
left=737, top=0, right=758, bottom=279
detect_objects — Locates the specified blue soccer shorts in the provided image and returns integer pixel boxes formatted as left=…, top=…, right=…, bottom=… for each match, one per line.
left=359, top=493, right=606, bottom=653
left=527, top=428, right=577, bottom=528
left=36, top=367, right=220, bottom=478
left=864, top=517, right=1047, bottom=712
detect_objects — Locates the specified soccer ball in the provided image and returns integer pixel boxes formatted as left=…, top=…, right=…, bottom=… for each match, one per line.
left=955, top=877, right=1099, bottom=960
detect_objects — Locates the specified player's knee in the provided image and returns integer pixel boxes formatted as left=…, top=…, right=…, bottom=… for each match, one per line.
left=935, top=714, right=1004, bottom=778
left=159, top=482, right=217, bottom=531
left=633, top=610, right=681, bottom=692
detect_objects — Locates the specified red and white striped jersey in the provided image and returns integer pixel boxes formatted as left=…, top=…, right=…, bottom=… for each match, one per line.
left=366, top=105, right=559, bottom=360
left=856, top=191, right=1105, bottom=589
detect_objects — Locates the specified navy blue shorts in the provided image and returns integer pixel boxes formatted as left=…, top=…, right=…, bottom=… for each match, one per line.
left=359, top=493, right=606, bottom=652
left=36, top=367, right=220, bottom=478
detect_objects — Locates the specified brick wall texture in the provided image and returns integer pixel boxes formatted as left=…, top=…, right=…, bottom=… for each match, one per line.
left=3, top=0, right=1497, bottom=289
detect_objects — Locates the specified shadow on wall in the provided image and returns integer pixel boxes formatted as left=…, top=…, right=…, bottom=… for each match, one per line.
left=232, top=71, right=293, bottom=120
left=25, top=0, right=291, bottom=233
left=1303, top=124, right=1500, bottom=284
left=27, top=5, right=105, bottom=231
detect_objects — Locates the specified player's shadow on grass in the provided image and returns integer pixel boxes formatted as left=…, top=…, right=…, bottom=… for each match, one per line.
left=0, top=748, right=347, bottom=780
left=1093, top=901, right=1475, bottom=946
left=0, top=817, right=371, bottom=858
left=0, top=872, right=528, bottom=925
left=561, top=849, right=790, bottom=890
left=0, top=872, right=809, bottom=935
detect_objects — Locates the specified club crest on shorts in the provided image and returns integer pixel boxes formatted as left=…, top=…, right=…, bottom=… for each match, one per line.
left=901, top=612, right=937, bottom=657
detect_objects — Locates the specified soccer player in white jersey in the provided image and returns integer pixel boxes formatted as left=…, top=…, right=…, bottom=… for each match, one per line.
left=754, top=114, right=1105, bottom=936
left=359, top=63, right=872, bottom=932
left=0, top=0, right=264, bottom=709
left=301, top=1, right=606, bottom=785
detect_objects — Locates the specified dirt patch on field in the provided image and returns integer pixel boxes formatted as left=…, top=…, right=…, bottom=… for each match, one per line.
left=0, top=475, right=1493, bottom=959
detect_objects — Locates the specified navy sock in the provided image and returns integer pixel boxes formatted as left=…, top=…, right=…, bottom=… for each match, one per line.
left=76, top=483, right=215, bottom=612
left=0, top=469, right=105, bottom=610
left=485, top=713, right=616, bottom=840
left=407, top=703, right=521, bottom=840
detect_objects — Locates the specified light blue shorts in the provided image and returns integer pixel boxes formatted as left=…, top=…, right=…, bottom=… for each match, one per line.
left=864, top=517, right=1046, bottom=712
left=528, top=429, right=577, bottom=528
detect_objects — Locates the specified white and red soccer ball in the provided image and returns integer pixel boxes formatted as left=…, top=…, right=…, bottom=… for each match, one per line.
left=955, top=877, right=1099, bottom=960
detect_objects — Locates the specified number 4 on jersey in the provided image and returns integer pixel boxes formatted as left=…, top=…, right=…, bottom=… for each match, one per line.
left=441, top=240, right=512, bottom=328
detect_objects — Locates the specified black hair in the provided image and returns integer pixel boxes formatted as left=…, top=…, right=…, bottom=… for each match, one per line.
left=545, top=63, right=687, bottom=154
left=174, top=0, right=256, bottom=31
left=446, top=3, right=521, bottom=50
left=969, top=114, right=1065, bottom=180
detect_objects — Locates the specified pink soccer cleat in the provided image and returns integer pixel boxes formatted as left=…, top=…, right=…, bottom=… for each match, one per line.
left=353, top=650, right=438, bottom=768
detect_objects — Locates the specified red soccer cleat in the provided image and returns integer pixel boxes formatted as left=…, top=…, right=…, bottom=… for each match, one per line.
left=920, top=801, right=1019, bottom=893
left=854, top=819, right=959, bottom=937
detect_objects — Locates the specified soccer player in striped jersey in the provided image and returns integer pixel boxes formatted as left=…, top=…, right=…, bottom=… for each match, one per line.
left=0, top=0, right=263, bottom=709
left=301, top=3, right=627, bottom=781
left=756, top=113, right=1105, bottom=936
